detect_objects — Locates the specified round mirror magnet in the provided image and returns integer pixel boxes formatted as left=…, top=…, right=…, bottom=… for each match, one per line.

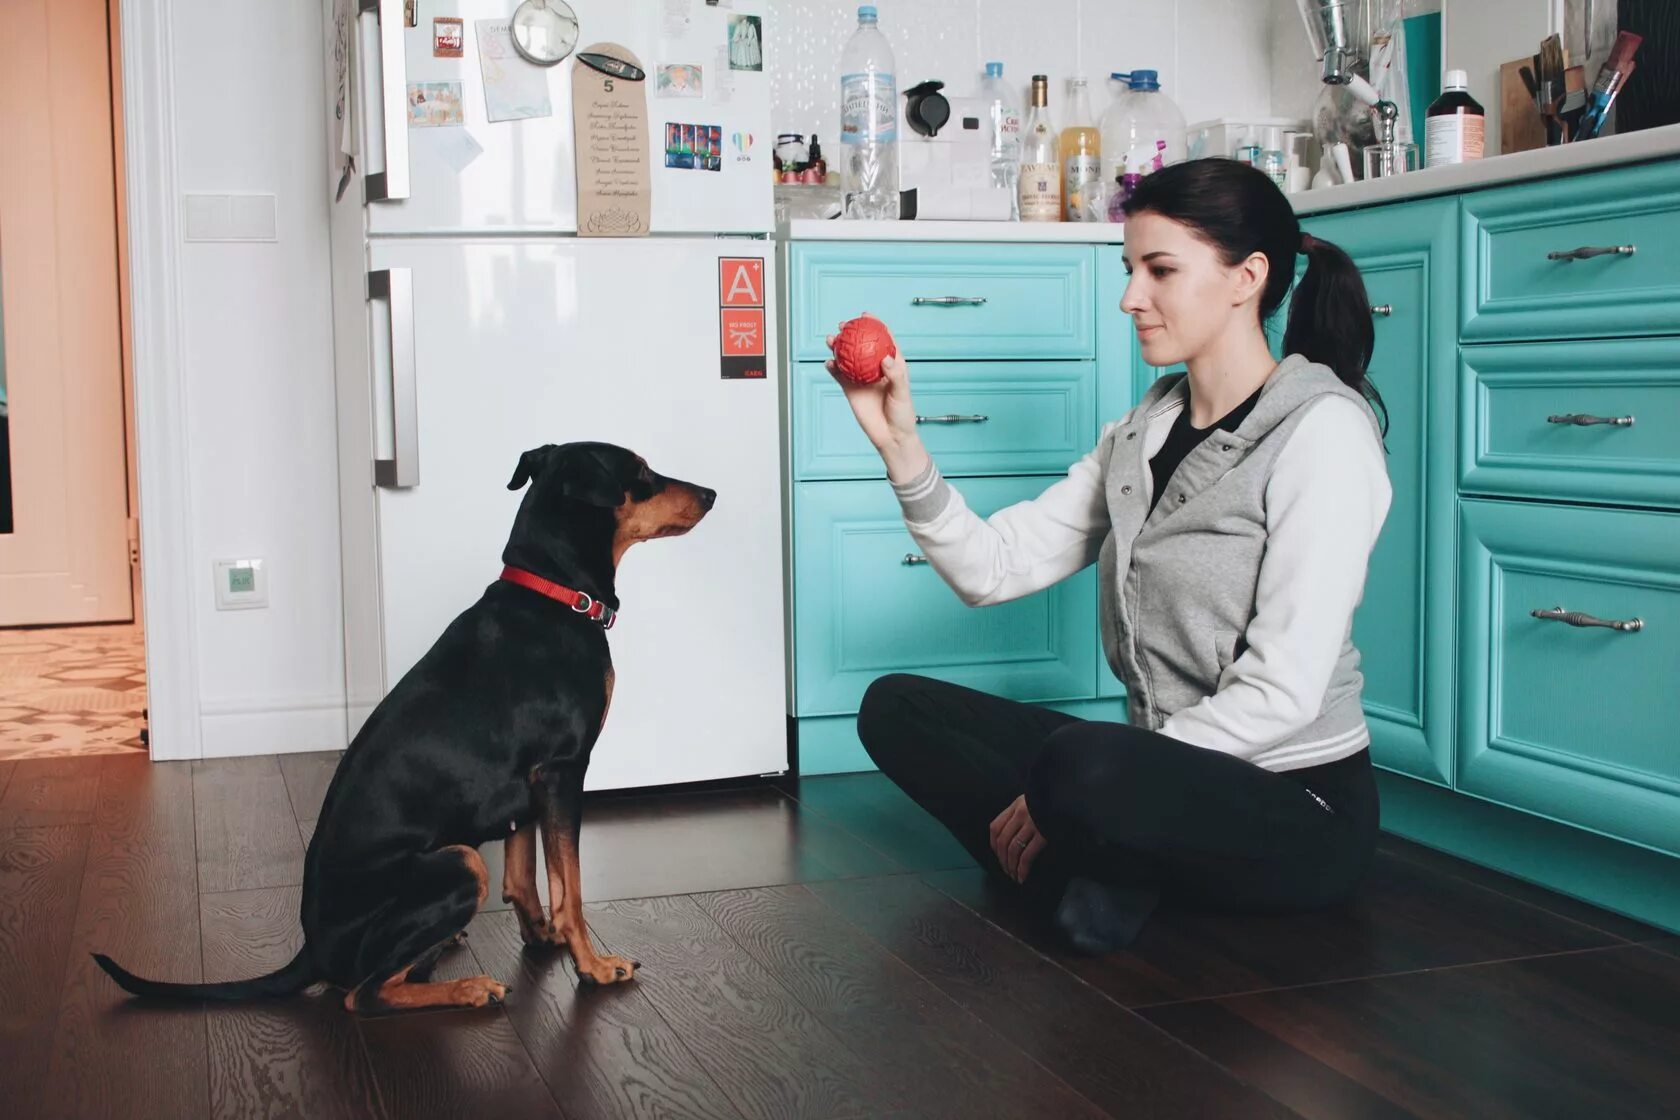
left=510, top=0, right=580, bottom=66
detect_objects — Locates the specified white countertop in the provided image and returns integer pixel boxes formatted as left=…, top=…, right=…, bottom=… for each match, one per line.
left=1290, top=122, right=1680, bottom=215
left=777, top=218, right=1126, bottom=243
left=778, top=123, right=1680, bottom=241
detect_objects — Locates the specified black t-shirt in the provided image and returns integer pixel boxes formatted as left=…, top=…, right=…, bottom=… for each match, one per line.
left=1148, top=386, right=1263, bottom=513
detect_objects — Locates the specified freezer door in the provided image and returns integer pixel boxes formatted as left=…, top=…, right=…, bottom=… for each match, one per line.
left=364, top=237, right=786, bottom=789
left=355, top=0, right=770, bottom=234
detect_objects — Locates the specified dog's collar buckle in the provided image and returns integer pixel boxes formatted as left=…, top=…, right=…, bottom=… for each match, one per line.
left=500, top=565, right=617, bottom=629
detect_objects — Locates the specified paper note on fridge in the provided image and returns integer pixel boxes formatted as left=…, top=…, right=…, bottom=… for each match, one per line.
left=476, top=19, right=553, bottom=123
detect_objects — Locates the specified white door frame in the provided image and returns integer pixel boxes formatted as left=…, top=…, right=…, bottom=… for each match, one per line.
left=119, top=0, right=202, bottom=761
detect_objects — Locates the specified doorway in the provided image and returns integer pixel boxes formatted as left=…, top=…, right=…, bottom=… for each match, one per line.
left=0, top=0, right=144, bottom=761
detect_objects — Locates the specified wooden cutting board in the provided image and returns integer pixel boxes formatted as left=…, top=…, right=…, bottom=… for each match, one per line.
left=1500, top=58, right=1548, bottom=154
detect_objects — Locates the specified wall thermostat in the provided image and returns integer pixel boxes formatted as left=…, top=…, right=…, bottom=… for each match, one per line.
left=214, top=558, right=268, bottom=610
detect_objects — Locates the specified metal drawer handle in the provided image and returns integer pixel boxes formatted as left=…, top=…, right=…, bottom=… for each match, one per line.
left=1370, top=303, right=1393, bottom=317
left=1547, top=413, right=1634, bottom=427
left=1546, top=244, right=1636, bottom=261
left=1531, top=606, right=1643, bottom=633
left=915, top=414, right=989, bottom=425
left=911, top=296, right=988, bottom=306
left=902, top=553, right=930, bottom=566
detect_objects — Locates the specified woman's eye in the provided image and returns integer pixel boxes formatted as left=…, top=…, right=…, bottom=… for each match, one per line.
left=1151, top=267, right=1173, bottom=279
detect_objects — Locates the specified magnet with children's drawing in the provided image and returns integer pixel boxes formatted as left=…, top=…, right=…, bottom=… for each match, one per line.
left=509, top=0, right=579, bottom=67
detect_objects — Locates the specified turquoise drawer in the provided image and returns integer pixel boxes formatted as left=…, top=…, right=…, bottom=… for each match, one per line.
left=1461, top=337, right=1680, bottom=509
left=792, top=476, right=1097, bottom=716
left=790, top=361, right=1095, bottom=480
left=1460, top=159, right=1680, bottom=341
left=1457, top=499, right=1680, bottom=858
left=787, top=243, right=1095, bottom=362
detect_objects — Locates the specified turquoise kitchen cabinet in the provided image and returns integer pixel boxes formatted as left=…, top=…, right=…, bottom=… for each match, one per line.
left=786, top=242, right=1095, bottom=362
left=1459, top=159, right=1680, bottom=343
left=791, top=476, right=1098, bottom=718
left=1460, top=337, right=1680, bottom=510
left=1456, top=498, right=1680, bottom=857
left=780, top=153, right=1680, bottom=930
left=790, top=360, right=1096, bottom=481
left=1300, top=197, right=1460, bottom=786
left=783, top=236, right=1131, bottom=774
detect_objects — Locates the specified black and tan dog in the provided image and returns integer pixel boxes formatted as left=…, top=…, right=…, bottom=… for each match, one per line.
left=94, top=442, right=714, bottom=1011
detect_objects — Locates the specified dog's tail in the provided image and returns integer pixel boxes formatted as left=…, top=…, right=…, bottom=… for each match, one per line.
left=92, top=947, right=317, bottom=1002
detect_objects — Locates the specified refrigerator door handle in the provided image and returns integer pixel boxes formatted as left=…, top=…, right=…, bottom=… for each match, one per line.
left=368, top=269, right=419, bottom=488
left=360, top=0, right=410, bottom=201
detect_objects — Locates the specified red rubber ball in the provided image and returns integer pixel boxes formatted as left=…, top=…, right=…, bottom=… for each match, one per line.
left=832, top=316, right=898, bottom=385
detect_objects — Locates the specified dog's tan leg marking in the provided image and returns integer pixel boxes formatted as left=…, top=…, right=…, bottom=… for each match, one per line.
left=344, top=962, right=507, bottom=1013
left=502, top=824, right=549, bottom=944
left=538, top=825, right=636, bottom=985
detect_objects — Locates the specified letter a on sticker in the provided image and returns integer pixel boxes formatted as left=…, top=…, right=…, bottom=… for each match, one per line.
left=720, top=258, right=764, bottom=307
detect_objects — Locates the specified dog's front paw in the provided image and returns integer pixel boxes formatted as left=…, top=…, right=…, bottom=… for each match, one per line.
left=576, top=954, right=639, bottom=986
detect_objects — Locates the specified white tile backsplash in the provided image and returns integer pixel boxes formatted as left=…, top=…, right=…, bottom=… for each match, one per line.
left=770, top=0, right=1290, bottom=143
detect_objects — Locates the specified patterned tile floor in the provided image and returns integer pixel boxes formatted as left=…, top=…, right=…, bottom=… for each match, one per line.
left=0, top=624, right=147, bottom=760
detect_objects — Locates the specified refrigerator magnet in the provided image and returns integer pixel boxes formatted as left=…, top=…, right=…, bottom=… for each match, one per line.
left=572, top=41, right=651, bottom=236
left=407, top=81, right=465, bottom=127
left=726, top=15, right=762, bottom=73
left=509, top=0, right=579, bottom=67
left=656, top=64, right=704, bottom=99
left=433, top=17, right=464, bottom=58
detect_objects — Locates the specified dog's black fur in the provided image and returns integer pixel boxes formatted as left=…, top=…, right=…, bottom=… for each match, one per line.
left=93, top=442, right=714, bottom=1011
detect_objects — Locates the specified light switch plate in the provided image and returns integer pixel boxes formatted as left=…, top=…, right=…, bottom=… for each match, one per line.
left=213, top=558, right=268, bottom=610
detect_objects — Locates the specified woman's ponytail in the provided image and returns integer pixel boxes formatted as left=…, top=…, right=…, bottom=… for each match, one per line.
left=1284, top=233, right=1386, bottom=435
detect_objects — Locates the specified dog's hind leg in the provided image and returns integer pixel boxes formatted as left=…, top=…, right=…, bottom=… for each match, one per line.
left=534, top=766, right=638, bottom=985
left=344, top=845, right=507, bottom=1013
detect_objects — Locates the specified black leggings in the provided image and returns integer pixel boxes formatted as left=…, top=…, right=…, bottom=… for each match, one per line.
left=856, top=674, right=1380, bottom=914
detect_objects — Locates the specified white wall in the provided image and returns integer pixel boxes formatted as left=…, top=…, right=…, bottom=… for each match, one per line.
left=768, top=0, right=1276, bottom=145
left=170, top=0, right=346, bottom=756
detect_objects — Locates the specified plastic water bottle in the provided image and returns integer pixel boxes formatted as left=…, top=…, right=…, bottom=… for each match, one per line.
left=1098, top=70, right=1187, bottom=221
left=980, top=61, right=1021, bottom=219
left=840, top=6, right=899, bottom=220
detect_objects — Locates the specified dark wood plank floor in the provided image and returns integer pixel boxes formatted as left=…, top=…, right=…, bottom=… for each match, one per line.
left=1, top=751, right=1676, bottom=1120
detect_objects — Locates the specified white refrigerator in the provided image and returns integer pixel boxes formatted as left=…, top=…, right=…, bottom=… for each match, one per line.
left=323, top=0, right=786, bottom=790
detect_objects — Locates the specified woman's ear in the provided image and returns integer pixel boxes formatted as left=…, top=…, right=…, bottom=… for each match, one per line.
left=1232, top=250, right=1271, bottom=307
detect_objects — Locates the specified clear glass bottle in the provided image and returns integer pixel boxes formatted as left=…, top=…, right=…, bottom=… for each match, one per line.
left=1060, top=77, right=1101, bottom=222
left=1018, top=75, right=1060, bottom=222
left=980, top=61, right=1021, bottom=219
left=839, top=6, right=899, bottom=219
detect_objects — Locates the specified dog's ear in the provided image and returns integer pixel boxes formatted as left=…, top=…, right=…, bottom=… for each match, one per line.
left=508, top=446, right=558, bottom=491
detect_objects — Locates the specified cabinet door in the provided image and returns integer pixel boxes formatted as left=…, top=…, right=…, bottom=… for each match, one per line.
left=1460, top=336, right=1680, bottom=510
left=1460, top=159, right=1680, bottom=342
left=792, top=477, right=1097, bottom=716
left=1304, top=198, right=1458, bottom=784
left=1458, top=499, right=1680, bottom=857
left=787, top=242, right=1095, bottom=362
left=790, top=361, right=1095, bottom=481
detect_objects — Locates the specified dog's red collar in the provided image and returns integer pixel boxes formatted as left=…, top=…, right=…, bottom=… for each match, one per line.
left=500, top=566, right=617, bottom=629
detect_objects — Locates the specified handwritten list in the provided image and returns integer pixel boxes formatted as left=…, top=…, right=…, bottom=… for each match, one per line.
left=571, top=43, right=650, bottom=237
